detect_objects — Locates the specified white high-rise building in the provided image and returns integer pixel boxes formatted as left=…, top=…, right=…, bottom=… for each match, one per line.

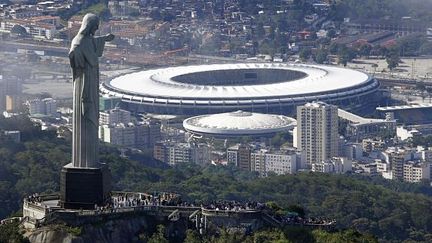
left=297, top=102, right=339, bottom=167
left=99, top=121, right=161, bottom=149
left=154, top=142, right=210, bottom=165
left=100, top=123, right=136, bottom=147
left=251, top=149, right=267, bottom=176
left=27, top=98, right=57, bottom=116
left=99, top=108, right=131, bottom=125
left=264, top=152, right=297, bottom=175
left=250, top=149, right=298, bottom=176
left=27, top=99, right=45, bottom=115
left=43, top=98, right=57, bottom=115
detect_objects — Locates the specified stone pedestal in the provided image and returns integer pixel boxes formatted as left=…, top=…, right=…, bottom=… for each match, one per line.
left=60, top=163, right=111, bottom=210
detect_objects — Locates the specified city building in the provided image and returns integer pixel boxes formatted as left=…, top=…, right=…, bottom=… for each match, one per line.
left=311, top=161, right=334, bottom=173
left=0, top=17, right=58, bottom=39
left=99, top=96, right=122, bottom=111
left=263, top=151, right=297, bottom=175
left=362, top=139, right=386, bottom=153
left=376, top=104, right=432, bottom=125
left=403, top=162, right=430, bottom=183
left=26, top=98, right=57, bottom=116
left=389, top=150, right=408, bottom=181
left=342, top=142, right=363, bottom=160
left=6, top=95, right=23, bottom=112
left=312, top=157, right=352, bottom=174
left=297, top=102, right=339, bottom=167
left=168, top=143, right=193, bottom=165
left=108, top=0, right=140, bottom=17
left=100, top=108, right=131, bottom=126
left=338, top=108, right=396, bottom=140
left=396, top=126, right=421, bottom=141
left=153, top=142, right=210, bottom=165
left=355, top=162, right=378, bottom=176
left=100, top=123, right=136, bottom=147
left=250, top=149, right=298, bottom=176
left=250, top=149, right=267, bottom=175
left=0, top=76, right=23, bottom=113
left=99, top=121, right=161, bottom=149
left=227, top=144, right=251, bottom=170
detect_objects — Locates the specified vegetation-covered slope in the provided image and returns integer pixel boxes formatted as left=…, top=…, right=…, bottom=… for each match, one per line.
left=1, top=116, right=432, bottom=242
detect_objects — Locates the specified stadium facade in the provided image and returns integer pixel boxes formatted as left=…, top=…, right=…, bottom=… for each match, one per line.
left=100, top=63, right=380, bottom=115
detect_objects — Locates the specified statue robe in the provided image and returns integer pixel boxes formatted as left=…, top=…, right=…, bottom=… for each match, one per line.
left=69, top=35, right=105, bottom=168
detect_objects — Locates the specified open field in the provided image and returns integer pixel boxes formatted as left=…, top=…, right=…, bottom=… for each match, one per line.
left=347, top=57, right=432, bottom=81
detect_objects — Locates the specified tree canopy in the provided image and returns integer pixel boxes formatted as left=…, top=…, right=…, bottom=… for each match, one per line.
left=2, top=116, right=432, bottom=242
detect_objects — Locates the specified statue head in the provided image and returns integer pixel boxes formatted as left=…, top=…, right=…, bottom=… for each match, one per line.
left=78, top=13, right=100, bottom=36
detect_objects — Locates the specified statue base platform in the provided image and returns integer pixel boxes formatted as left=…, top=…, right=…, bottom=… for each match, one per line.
left=60, top=163, right=111, bottom=210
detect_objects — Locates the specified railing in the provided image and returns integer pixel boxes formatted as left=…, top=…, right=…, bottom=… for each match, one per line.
left=21, top=192, right=336, bottom=230
left=202, top=208, right=260, bottom=217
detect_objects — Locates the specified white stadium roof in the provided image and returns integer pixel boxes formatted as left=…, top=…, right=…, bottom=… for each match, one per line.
left=183, top=110, right=296, bottom=136
left=105, top=63, right=370, bottom=99
left=100, top=63, right=379, bottom=115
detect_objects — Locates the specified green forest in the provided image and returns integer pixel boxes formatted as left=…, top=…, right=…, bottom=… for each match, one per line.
left=1, top=116, right=432, bottom=242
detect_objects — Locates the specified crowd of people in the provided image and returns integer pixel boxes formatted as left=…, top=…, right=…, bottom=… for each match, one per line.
left=26, top=193, right=42, bottom=204
left=24, top=191, right=335, bottom=227
left=94, top=192, right=181, bottom=211
left=278, top=214, right=336, bottom=226
left=202, top=200, right=266, bottom=212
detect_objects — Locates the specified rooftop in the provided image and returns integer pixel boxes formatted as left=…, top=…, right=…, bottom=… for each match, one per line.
left=105, top=63, right=372, bottom=99
left=183, top=110, right=296, bottom=136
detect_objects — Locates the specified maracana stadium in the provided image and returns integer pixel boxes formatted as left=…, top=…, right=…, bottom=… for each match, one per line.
left=100, top=63, right=380, bottom=115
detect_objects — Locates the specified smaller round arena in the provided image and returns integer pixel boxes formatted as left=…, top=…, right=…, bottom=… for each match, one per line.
left=183, top=110, right=296, bottom=137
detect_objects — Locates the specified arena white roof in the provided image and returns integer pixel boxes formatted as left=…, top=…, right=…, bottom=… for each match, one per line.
left=105, top=63, right=371, bottom=99
left=183, top=110, right=296, bottom=136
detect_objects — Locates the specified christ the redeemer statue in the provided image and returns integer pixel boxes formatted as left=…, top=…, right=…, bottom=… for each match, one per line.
left=69, top=13, right=114, bottom=168
left=60, top=14, right=114, bottom=209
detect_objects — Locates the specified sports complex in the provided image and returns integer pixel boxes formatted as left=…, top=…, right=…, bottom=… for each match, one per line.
left=183, top=110, right=297, bottom=138
left=100, top=63, right=380, bottom=115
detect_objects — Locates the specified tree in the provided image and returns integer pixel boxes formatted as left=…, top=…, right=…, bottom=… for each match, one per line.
left=252, top=229, right=289, bottom=243
left=397, top=34, right=427, bottom=56
left=287, top=205, right=306, bottom=218
left=255, top=23, right=265, bottom=39
left=259, top=40, right=276, bottom=56
left=329, top=42, right=341, bottom=55
left=386, top=47, right=401, bottom=70
left=371, top=45, right=388, bottom=58
left=326, top=29, right=337, bottom=38
left=359, top=44, right=372, bottom=58
left=148, top=225, right=168, bottom=243
left=419, top=42, right=432, bottom=56
left=149, top=9, right=162, bottom=20
left=184, top=229, right=201, bottom=243
left=0, top=221, right=29, bottom=243
left=338, top=46, right=356, bottom=67
left=315, top=49, right=329, bottom=64
left=299, top=48, right=312, bottom=62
